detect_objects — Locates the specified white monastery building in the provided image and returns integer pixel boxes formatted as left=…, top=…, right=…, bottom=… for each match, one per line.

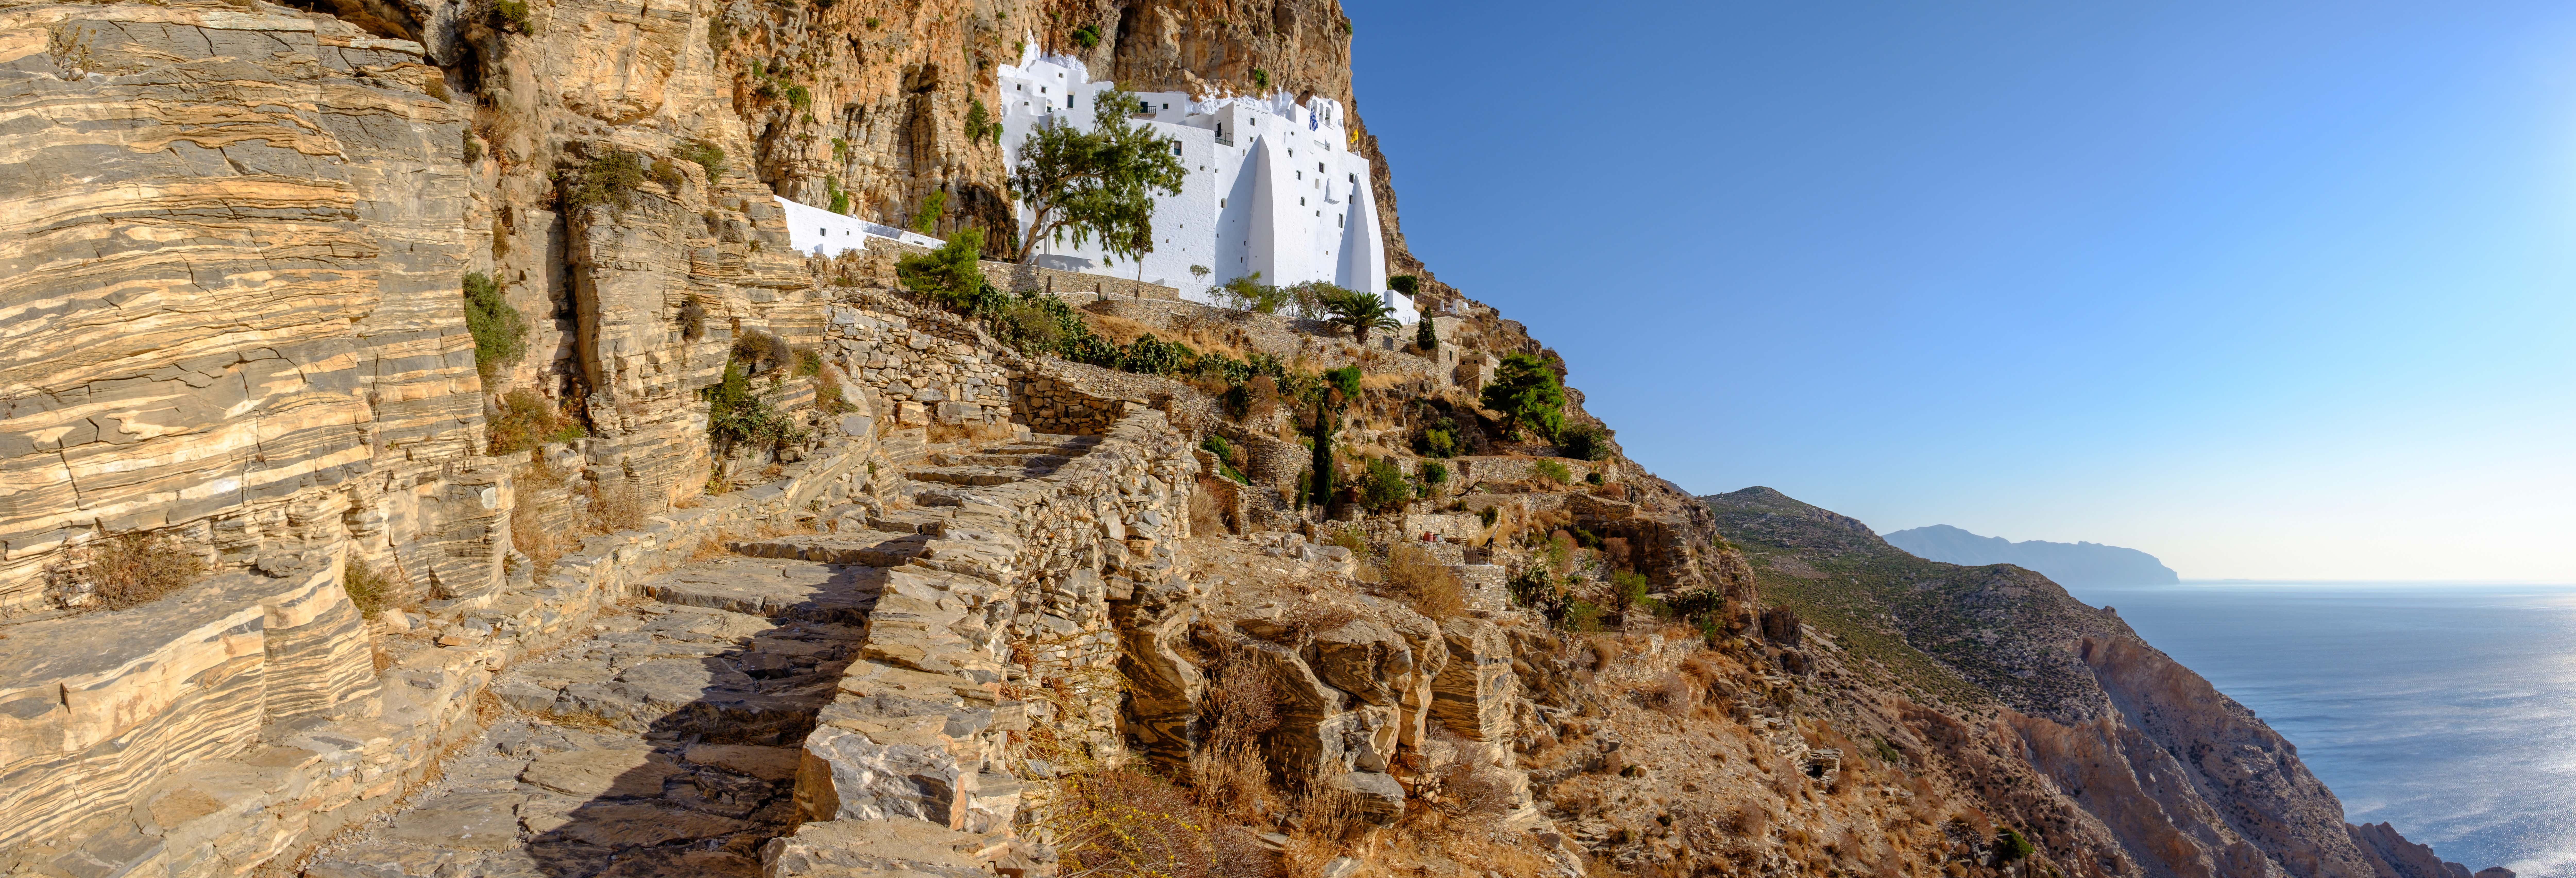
left=994, top=40, right=1410, bottom=320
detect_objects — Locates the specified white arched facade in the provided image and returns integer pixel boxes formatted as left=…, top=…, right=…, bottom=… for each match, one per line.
left=996, top=39, right=1410, bottom=321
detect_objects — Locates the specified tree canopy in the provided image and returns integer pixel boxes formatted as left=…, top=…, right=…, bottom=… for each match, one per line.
left=1324, top=289, right=1400, bottom=346
left=1008, top=89, right=1187, bottom=265
left=1480, top=352, right=1565, bottom=441
left=896, top=227, right=986, bottom=307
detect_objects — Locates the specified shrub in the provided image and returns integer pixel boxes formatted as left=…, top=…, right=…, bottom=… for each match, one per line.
left=1557, top=422, right=1610, bottom=461
left=1416, top=460, right=1447, bottom=486
left=785, top=83, right=812, bottom=111
left=1070, top=24, right=1100, bottom=48
left=564, top=150, right=646, bottom=212
left=676, top=140, right=727, bottom=180
left=679, top=295, right=707, bottom=341
left=1251, top=67, right=1269, bottom=89
left=1506, top=566, right=1556, bottom=611
left=1997, top=829, right=2036, bottom=863
left=486, top=0, right=533, bottom=33
left=1213, top=272, right=1290, bottom=313
left=965, top=99, right=994, bottom=142
left=1532, top=459, right=1571, bottom=484
left=704, top=360, right=807, bottom=453
left=911, top=190, right=946, bottom=234
left=1323, top=365, right=1361, bottom=400
left=461, top=128, right=482, bottom=163
left=1200, top=435, right=1250, bottom=484
left=1052, top=770, right=1208, bottom=878
left=488, top=389, right=585, bottom=455
left=826, top=175, right=850, bottom=215
left=1560, top=599, right=1604, bottom=632
left=793, top=348, right=822, bottom=377
left=343, top=558, right=395, bottom=619
left=462, top=272, right=527, bottom=379
left=1415, top=415, right=1459, bottom=458
left=1414, top=315, right=1437, bottom=354
left=1611, top=570, right=1650, bottom=613
left=1388, top=275, right=1418, bottom=296
left=896, top=227, right=986, bottom=306
left=64, top=531, right=205, bottom=610
left=1359, top=456, right=1411, bottom=512
left=1586, top=471, right=1604, bottom=485
left=1478, top=506, right=1499, bottom=527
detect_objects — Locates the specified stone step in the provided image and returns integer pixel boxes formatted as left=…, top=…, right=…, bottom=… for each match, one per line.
left=491, top=609, right=865, bottom=745
left=730, top=532, right=933, bottom=567
left=903, top=466, right=1041, bottom=486
left=639, top=560, right=886, bottom=623
left=929, top=451, right=1072, bottom=468
left=870, top=510, right=954, bottom=535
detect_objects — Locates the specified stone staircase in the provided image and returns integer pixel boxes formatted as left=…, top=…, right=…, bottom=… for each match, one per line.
left=298, top=431, right=1116, bottom=878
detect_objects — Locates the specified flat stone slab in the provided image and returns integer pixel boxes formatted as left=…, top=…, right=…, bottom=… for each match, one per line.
left=641, top=562, right=882, bottom=622
left=732, top=532, right=931, bottom=567
left=685, top=744, right=803, bottom=781
left=549, top=802, right=750, bottom=848
left=519, top=747, right=685, bottom=799
left=385, top=791, right=526, bottom=849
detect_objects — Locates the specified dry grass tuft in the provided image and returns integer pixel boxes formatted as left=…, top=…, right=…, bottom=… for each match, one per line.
left=1378, top=545, right=1467, bottom=620
left=580, top=476, right=652, bottom=534
left=53, top=531, right=205, bottom=611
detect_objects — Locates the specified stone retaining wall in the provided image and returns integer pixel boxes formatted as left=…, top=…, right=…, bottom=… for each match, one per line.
left=789, top=411, right=1199, bottom=837
left=824, top=304, right=1014, bottom=429
left=982, top=261, right=1180, bottom=302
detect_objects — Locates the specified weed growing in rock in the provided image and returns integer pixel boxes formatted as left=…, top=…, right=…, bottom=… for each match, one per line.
left=563, top=150, right=646, bottom=213
left=1532, top=459, right=1571, bottom=484
left=484, top=0, right=533, bottom=34
left=58, top=531, right=204, bottom=611
left=487, top=389, right=584, bottom=455
left=462, top=272, right=527, bottom=379
left=911, top=190, right=946, bottom=234
left=676, top=140, right=727, bottom=180
left=342, top=558, right=396, bottom=619
left=704, top=360, right=806, bottom=454
left=579, top=478, right=651, bottom=534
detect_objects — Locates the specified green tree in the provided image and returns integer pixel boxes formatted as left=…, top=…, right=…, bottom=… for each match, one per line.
left=897, top=227, right=987, bottom=307
left=1309, top=365, right=1364, bottom=509
left=1009, top=89, right=1187, bottom=265
left=1414, top=313, right=1437, bottom=354
left=1388, top=275, right=1419, bottom=296
left=1324, top=289, right=1401, bottom=346
left=1480, top=352, right=1565, bottom=440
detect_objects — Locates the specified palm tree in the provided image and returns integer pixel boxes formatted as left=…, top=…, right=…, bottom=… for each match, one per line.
left=1327, top=290, right=1402, bottom=346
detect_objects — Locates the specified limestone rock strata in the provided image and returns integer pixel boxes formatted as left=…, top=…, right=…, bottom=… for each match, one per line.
left=0, top=1, right=487, bottom=613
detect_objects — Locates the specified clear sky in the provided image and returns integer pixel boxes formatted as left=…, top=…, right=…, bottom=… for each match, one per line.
left=1346, top=2, right=2576, bottom=582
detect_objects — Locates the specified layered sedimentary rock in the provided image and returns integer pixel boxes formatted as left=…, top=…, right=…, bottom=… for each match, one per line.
left=0, top=2, right=491, bottom=612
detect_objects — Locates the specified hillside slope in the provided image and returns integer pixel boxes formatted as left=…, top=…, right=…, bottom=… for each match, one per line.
left=1707, top=487, right=2482, bottom=878
left=1885, top=524, right=2181, bottom=587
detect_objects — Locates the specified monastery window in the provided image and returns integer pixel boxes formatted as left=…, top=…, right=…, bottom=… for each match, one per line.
left=1337, top=216, right=1343, bottom=227
left=1220, top=198, right=1226, bottom=208
left=1295, top=170, right=1302, bottom=180
left=1300, top=197, right=1306, bottom=206
left=1171, top=143, right=1182, bottom=156
left=1348, top=173, right=1357, bottom=183
left=1317, top=162, right=1325, bottom=173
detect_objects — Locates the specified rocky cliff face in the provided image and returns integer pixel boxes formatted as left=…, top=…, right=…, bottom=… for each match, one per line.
left=0, top=1, right=2493, bottom=877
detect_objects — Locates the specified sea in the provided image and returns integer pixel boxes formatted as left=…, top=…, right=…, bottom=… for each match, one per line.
left=2055, top=581, right=2576, bottom=878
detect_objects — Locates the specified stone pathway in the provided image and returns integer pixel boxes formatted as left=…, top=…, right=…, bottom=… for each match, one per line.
left=300, top=433, right=1103, bottom=878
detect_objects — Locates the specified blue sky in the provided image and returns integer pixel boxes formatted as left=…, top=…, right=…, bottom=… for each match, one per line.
left=1347, top=2, right=2576, bottom=581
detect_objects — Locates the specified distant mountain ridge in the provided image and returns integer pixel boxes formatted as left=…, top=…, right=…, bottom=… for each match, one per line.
left=1883, top=524, right=2180, bottom=586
